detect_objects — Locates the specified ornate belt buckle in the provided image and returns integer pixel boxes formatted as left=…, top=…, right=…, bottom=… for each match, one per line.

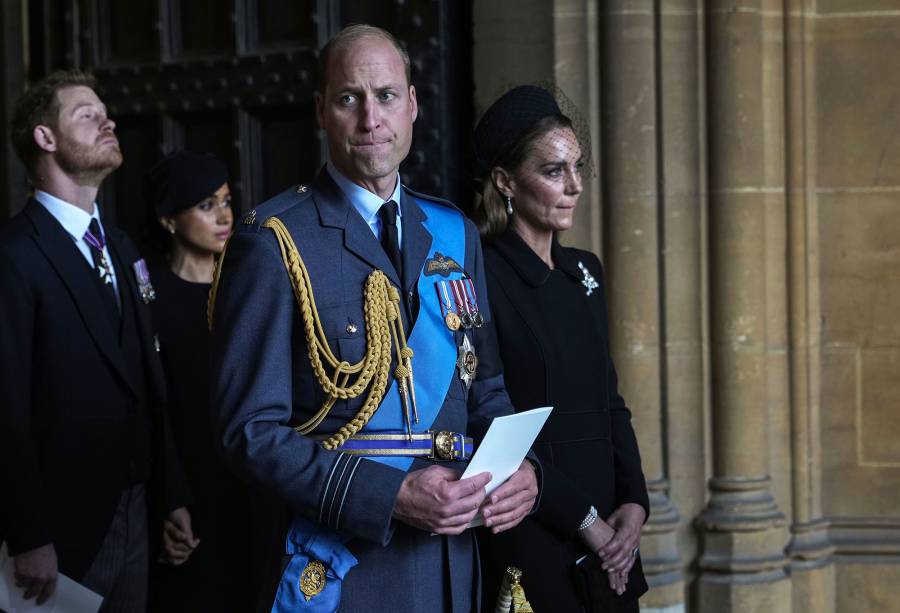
left=431, top=430, right=456, bottom=461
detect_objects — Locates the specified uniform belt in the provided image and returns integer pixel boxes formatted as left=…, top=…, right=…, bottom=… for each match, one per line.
left=317, top=431, right=474, bottom=462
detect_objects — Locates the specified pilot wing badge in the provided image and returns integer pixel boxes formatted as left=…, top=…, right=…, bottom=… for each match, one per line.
left=424, top=252, right=463, bottom=277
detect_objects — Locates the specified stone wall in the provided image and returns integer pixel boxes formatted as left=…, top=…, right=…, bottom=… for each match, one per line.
left=474, top=1, right=900, bottom=611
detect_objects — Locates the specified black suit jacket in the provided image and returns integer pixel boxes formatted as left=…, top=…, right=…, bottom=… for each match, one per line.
left=0, top=199, right=190, bottom=579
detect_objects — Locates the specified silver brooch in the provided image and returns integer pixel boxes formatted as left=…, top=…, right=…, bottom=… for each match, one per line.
left=577, top=261, right=598, bottom=296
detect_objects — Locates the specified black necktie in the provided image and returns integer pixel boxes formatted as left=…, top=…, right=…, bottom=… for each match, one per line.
left=379, top=200, right=403, bottom=281
left=84, top=219, right=120, bottom=316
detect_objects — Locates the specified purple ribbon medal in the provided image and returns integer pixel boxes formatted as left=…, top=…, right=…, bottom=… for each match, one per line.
left=132, top=258, right=156, bottom=304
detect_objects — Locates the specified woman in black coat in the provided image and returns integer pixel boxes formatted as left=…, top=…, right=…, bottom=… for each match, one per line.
left=473, top=86, right=650, bottom=612
left=143, top=151, right=254, bottom=612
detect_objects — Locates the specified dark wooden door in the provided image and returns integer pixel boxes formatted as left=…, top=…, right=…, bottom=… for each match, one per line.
left=9, top=0, right=473, bottom=245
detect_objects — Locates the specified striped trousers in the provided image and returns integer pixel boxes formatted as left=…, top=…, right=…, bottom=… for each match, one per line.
left=81, top=484, right=149, bottom=613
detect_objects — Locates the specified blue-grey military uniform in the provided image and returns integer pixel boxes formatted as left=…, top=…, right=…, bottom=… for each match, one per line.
left=210, top=169, right=525, bottom=612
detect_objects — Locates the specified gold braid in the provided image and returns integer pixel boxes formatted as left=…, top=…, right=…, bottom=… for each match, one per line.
left=207, top=216, right=410, bottom=451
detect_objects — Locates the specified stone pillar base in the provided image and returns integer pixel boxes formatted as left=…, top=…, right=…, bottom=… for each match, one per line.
left=640, top=479, right=683, bottom=608
left=790, top=562, right=835, bottom=613
left=696, top=477, right=790, bottom=612
left=640, top=605, right=686, bottom=613
left=787, top=519, right=835, bottom=612
left=698, top=572, right=791, bottom=613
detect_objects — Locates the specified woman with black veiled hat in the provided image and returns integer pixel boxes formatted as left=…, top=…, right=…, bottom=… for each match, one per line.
left=473, top=87, right=650, bottom=612
left=143, top=151, right=253, bottom=612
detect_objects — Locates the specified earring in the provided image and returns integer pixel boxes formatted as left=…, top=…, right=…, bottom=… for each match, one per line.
left=168, top=226, right=175, bottom=235
left=505, top=195, right=514, bottom=216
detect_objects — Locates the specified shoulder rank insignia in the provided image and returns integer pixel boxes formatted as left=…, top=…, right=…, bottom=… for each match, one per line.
left=243, top=209, right=257, bottom=225
left=299, top=560, right=327, bottom=601
left=424, top=252, right=463, bottom=277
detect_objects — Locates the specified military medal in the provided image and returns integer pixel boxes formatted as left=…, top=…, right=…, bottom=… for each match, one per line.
left=460, top=311, right=473, bottom=329
left=132, top=259, right=156, bottom=304
left=456, top=334, right=478, bottom=389
left=462, top=278, right=484, bottom=328
left=448, top=278, right=484, bottom=329
left=577, top=261, right=599, bottom=296
left=448, top=279, right=473, bottom=329
left=436, top=280, right=461, bottom=331
left=299, top=560, right=327, bottom=601
left=83, top=227, right=114, bottom=286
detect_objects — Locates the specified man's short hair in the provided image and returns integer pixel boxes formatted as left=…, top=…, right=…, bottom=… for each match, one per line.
left=10, top=69, right=98, bottom=174
left=317, top=24, right=411, bottom=95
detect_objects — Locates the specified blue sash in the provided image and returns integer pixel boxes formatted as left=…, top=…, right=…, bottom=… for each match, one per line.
left=360, top=199, right=465, bottom=469
left=272, top=198, right=467, bottom=612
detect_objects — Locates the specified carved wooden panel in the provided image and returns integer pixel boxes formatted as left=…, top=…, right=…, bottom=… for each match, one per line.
left=16, top=0, right=473, bottom=242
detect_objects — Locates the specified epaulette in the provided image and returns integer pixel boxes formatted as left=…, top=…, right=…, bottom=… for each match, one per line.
left=402, top=185, right=462, bottom=213
left=238, top=184, right=314, bottom=234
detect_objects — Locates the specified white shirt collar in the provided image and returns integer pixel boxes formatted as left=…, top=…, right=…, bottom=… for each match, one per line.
left=326, top=161, right=403, bottom=225
left=34, top=190, right=101, bottom=241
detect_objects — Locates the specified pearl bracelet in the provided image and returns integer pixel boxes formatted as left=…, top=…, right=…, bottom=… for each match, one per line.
left=578, top=505, right=598, bottom=531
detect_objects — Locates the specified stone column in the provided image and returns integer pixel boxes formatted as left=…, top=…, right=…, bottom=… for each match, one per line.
left=600, top=2, right=683, bottom=609
left=697, top=1, right=790, bottom=610
left=783, top=1, right=835, bottom=610
left=474, top=0, right=603, bottom=255
left=659, top=0, right=709, bottom=600
left=551, top=0, right=603, bottom=255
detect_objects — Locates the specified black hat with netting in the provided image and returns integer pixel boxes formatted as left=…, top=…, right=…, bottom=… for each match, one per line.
left=473, top=84, right=592, bottom=178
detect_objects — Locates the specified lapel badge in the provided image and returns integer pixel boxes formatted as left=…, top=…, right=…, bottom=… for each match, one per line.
left=299, top=560, right=327, bottom=601
left=456, top=334, right=478, bottom=390
left=132, top=258, right=156, bottom=304
left=578, top=261, right=599, bottom=296
left=243, top=209, right=257, bottom=225
left=424, top=252, right=463, bottom=277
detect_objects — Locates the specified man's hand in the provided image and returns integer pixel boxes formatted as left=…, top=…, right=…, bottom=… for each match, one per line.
left=480, top=460, right=539, bottom=534
left=13, top=543, right=58, bottom=604
left=393, top=465, right=492, bottom=534
left=162, top=506, right=200, bottom=566
left=597, top=502, right=645, bottom=576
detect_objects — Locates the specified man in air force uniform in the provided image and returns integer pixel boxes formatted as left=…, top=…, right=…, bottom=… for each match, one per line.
left=209, top=25, right=539, bottom=612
